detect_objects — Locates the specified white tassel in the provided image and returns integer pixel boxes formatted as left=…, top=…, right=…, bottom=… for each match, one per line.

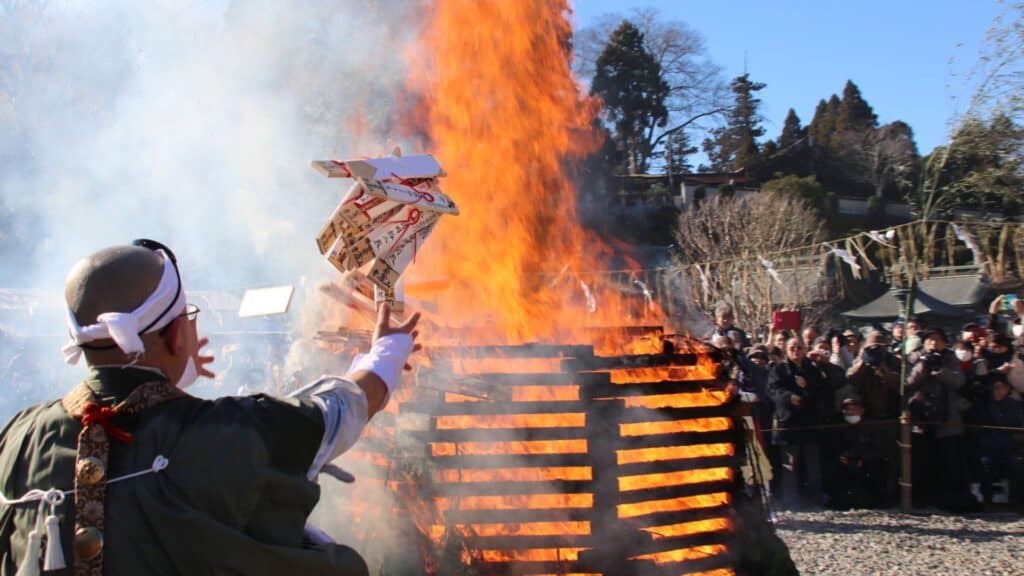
left=15, top=529, right=41, bottom=576
left=42, top=514, right=65, bottom=571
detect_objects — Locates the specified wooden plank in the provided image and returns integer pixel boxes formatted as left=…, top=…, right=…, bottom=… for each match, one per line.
left=429, top=480, right=594, bottom=497
left=614, top=480, right=736, bottom=506
left=443, top=507, right=597, bottom=525
left=428, top=452, right=593, bottom=469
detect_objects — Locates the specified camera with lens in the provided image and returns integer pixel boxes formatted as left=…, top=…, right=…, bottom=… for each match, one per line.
left=922, top=350, right=944, bottom=371
left=825, top=328, right=846, bottom=348
left=861, top=345, right=886, bottom=367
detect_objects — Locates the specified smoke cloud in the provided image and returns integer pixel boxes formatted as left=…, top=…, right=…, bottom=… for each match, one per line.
left=0, top=0, right=420, bottom=565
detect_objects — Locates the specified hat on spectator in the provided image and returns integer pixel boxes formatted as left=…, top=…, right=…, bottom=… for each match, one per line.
left=748, top=349, right=768, bottom=361
left=864, top=331, right=888, bottom=347
left=923, top=327, right=947, bottom=343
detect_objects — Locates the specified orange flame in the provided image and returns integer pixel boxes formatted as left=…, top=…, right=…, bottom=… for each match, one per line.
left=616, top=443, right=735, bottom=465
left=438, top=466, right=591, bottom=483
left=620, top=417, right=733, bottom=437
left=407, top=0, right=668, bottom=343
left=436, top=413, right=585, bottom=429
left=630, top=544, right=728, bottom=565
left=642, top=518, right=732, bottom=540
left=435, top=493, right=594, bottom=511
left=431, top=439, right=588, bottom=457
left=618, top=468, right=733, bottom=492
left=617, top=492, right=731, bottom=519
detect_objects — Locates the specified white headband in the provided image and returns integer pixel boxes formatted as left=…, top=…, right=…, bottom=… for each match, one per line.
left=62, top=250, right=187, bottom=365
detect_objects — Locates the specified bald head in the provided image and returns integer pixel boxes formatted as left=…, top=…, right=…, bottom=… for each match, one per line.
left=65, top=245, right=165, bottom=325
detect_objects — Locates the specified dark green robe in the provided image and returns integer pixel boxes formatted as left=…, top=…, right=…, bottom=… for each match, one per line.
left=0, top=367, right=368, bottom=575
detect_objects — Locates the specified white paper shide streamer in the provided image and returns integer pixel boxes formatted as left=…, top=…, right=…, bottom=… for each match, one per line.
left=825, top=243, right=861, bottom=274
left=758, top=256, right=783, bottom=286
left=951, top=223, right=984, bottom=265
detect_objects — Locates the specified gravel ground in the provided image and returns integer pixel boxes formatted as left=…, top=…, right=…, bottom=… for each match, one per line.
left=774, top=509, right=1024, bottom=576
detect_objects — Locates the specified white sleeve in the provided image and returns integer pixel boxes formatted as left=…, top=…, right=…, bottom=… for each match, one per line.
left=289, top=376, right=369, bottom=481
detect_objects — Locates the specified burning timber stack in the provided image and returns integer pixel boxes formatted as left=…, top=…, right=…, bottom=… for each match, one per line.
left=355, top=327, right=797, bottom=576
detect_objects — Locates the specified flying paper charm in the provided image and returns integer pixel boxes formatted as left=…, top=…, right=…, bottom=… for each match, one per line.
left=312, top=150, right=458, bottom=306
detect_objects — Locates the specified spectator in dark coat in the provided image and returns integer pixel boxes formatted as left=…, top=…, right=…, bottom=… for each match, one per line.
left=976, top=376, right=1024, bottom=508
left=768, top=337, right=823, bottom=508
left=906, top=328, right=972, bottom=511
left=828, top=397, right=887, bottom=509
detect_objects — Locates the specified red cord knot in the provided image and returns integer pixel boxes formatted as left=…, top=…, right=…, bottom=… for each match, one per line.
left=81, top=403, right=133, bottom=443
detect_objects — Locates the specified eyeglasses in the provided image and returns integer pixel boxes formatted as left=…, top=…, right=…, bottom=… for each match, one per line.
left=183, top=303, right=200, bottom=321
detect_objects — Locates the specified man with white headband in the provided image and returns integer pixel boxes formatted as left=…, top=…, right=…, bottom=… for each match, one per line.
left=0, top=241, right=416, bottom=575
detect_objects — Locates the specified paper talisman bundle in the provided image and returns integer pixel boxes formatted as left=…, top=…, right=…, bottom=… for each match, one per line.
left=312, top=151, right=458, bottom=299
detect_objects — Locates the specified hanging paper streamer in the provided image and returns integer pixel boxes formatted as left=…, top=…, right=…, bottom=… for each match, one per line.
left=867, top=229, right=895, bottom=247
left=695, top=264, right=711, bottom=299
left=825, top=242, right=861, bottom=275
left=951, top=223, right=984, bottom=265
left=758, top=256, right=783, bottom=286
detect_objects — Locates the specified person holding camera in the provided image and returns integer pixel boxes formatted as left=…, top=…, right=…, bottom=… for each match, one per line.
left=843, top=331, right=901, bottom=505
left=906, top=328, right=972, bottom=510
left=768, top=337, right=824, bottom=508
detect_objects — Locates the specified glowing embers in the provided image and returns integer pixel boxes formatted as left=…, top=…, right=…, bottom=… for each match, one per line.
left=617, top=492, right=731, bottom=519
left=630, top=544, right=728, bottom=565
left=431, top=521, right=591, bottom=540
left=618, top=467, right=733, bottom=492
left=608, top=365, right=718, bottom=383
left=616, top=443, right=735, bottom=466
left=642, top=518, right=732, bottom=540
left=622, top=389, right=730, bottom=409
left=620, top=417, right=733, bottom=437
left=431, top=438, right=588, bottom=457
left=434, top=493, right=594, bottom=512
left=435, top=413, right=585, bottom=429
left=437, top=466, right=591, bottom=483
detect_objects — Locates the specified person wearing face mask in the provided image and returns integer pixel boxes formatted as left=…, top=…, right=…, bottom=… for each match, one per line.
left=828, top=397, right=885, bottom=510
left=0, top=242, right=417, bottom=575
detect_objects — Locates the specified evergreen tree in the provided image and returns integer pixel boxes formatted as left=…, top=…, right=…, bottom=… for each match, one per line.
left=779, top=108, right=805, bottom=149
left=807, top=99, right=832, bottom=147
left=590, top=21, right=670, bottom=174
left=701, top=73, right=766, bottom=173
left=836, top=80, right=877, bottom=132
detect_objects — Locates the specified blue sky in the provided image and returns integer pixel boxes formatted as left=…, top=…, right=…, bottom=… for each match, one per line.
left=571, top=0, right=1003, bottom=156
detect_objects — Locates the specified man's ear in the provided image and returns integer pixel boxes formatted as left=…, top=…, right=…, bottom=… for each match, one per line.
left=161, top=317, right=186, bottom=357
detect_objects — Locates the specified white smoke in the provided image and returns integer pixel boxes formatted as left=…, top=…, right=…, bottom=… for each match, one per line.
left=0, top=0, right=421, bottom=566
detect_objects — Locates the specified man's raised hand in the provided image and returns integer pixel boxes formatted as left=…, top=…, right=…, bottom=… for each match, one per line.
left=373, top=303, right=422, bottom=370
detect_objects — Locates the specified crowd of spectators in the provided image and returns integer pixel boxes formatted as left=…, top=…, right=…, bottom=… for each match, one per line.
left=708, top=296, right=1024, bottom=513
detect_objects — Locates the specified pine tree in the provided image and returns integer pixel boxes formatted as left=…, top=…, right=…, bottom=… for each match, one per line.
left=807, top=99, right=832, bottom=147
left=701, top=73, right=766, bottom=173
left=779, top=108, right=804, bottom=149
left=836, top=80, right=877, bottom=132
left=591, top=21, right=670, bottom=174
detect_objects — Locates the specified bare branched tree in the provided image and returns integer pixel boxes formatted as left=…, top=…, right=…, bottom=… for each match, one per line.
left=673, top=191, right=831, bottom=333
